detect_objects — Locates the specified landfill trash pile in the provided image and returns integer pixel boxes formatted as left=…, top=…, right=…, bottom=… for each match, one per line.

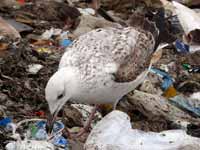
left=0, top=0, right=199, bottom=150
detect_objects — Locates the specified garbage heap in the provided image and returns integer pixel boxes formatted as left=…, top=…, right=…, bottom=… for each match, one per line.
left=0, top=0, right=199, bottom=150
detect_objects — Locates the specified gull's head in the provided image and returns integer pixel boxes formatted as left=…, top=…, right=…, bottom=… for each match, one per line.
left=45, top=67, right=76, bottom=115
left=45, top=67, right=77, bottom=133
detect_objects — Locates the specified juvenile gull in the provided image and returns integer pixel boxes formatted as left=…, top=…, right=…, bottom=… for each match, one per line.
left=45, top=15, right=159, bottom=135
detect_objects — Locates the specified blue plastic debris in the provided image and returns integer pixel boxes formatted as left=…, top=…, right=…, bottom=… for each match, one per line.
left=0, top=117, right=12, bottom=127
left=53, top=135, right=68, bottom=148
left=53, top=121, right=65, bottom=133
left=36, top=120, right=46, bottom=128
left=170, top=96, right=200, bottom=117
left=35, top=128, right=48, bottom=140
left=60, top=39, right=72, bottom=47
left=150, top=68, right=174, bottom=90
left=174, top=40, right=190, bottom=53
left=30, top=121, right=68, bottom=150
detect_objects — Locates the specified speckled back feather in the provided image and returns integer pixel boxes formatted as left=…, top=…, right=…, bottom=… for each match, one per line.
left=59, top=15, right=158, bottom=84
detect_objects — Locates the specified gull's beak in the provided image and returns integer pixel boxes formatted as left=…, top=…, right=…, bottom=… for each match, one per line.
left=46, top=96, right=70, bottom=134
left=46, top=111, right=57, bottom=135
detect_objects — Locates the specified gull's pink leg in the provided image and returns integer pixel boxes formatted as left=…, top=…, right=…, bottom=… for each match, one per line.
left=74, top=105, right=98, bottom=137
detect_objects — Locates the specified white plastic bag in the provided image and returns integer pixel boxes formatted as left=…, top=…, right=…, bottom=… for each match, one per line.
left=85, top=110, right=200, bottom=150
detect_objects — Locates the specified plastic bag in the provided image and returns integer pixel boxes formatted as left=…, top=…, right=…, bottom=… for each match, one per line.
left=85, top=110, right=200, bottom=150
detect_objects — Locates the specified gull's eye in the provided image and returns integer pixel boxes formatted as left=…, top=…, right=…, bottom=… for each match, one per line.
left=57, top=93, right=64, bottom=99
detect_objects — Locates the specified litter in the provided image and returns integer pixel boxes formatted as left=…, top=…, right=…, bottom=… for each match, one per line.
left=17, top=0, right=25, bottom=5
left=72, top=14, right=119, bottom=38
left=188, top=67, right=200, bottom=73
left=149, top=68, right=174, bottom=90
left=36, top=47, right=51, bottom=54
left=0, top=0, right=200, bottom=149
left=5, top=19, right=33, bottom=33
left=6, top=140, right=55, bottom=150
left=0, top=16, right=21, bottom=39
left=173, top=0, right=200, bottom=6
left=190, top=92, right=200, bottom=101
left=34, top=111, right=45, bottom=117
left=174, top=40, right=200, bottom=53
left=0, top=42, right=9, bottom=51
left=182, top=64, right=200, bottom=73
left=60, top=39, right=72, bottom=47
left=0, top=117, right=12, bottom=127
left=0, top=117, right=15, bottom=133
left=41, top=28, right=62, bottom=40
left=30, top=39, right=53, bottom=46
left=169, top=95, right=200, bottom=117
left=85, top=110, right=200, bottom=150
left=2, top=118, right=68, bottom=150
left=174, top=40, right=189, bottom=53
left=27, top=64, right=43, bottom=74
left=172, top=1, right=200, bottom=39
left=127, top=90, right=200, bottom=125
left=163, top=85, right=177, bottom=98
left=29, top=121, right=68, bottom=149
left=78, top=8, right=96, bottom=16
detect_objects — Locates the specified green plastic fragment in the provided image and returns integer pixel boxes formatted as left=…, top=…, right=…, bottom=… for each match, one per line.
left=182, top=64, right=191, bottom=70
left=29, top=124, right=38, bottom=137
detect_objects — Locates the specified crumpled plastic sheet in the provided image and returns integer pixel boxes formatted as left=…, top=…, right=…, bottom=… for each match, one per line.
left=174, top=40, right=189, bottom=53
left=85, top=110, right=200, bottom=150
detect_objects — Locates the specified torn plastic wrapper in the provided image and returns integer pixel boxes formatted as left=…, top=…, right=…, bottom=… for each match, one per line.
left=174, top=40, right=189, bottom=53
left=169, top=96, right=200, bottom=117
left=149, top=68, right=174, bottom=90
left=174, top=40, right=200, bottom=53
left=0, top=117, right=16, bottom=134
left=0, top=117, right=12, bottom=127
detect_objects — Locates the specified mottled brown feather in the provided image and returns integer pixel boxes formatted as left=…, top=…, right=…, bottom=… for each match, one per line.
left=114, top=15, right=159, bottom=82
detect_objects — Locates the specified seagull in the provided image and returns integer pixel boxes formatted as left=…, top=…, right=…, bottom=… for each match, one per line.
left=45, top=14, right=159, bottom=136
